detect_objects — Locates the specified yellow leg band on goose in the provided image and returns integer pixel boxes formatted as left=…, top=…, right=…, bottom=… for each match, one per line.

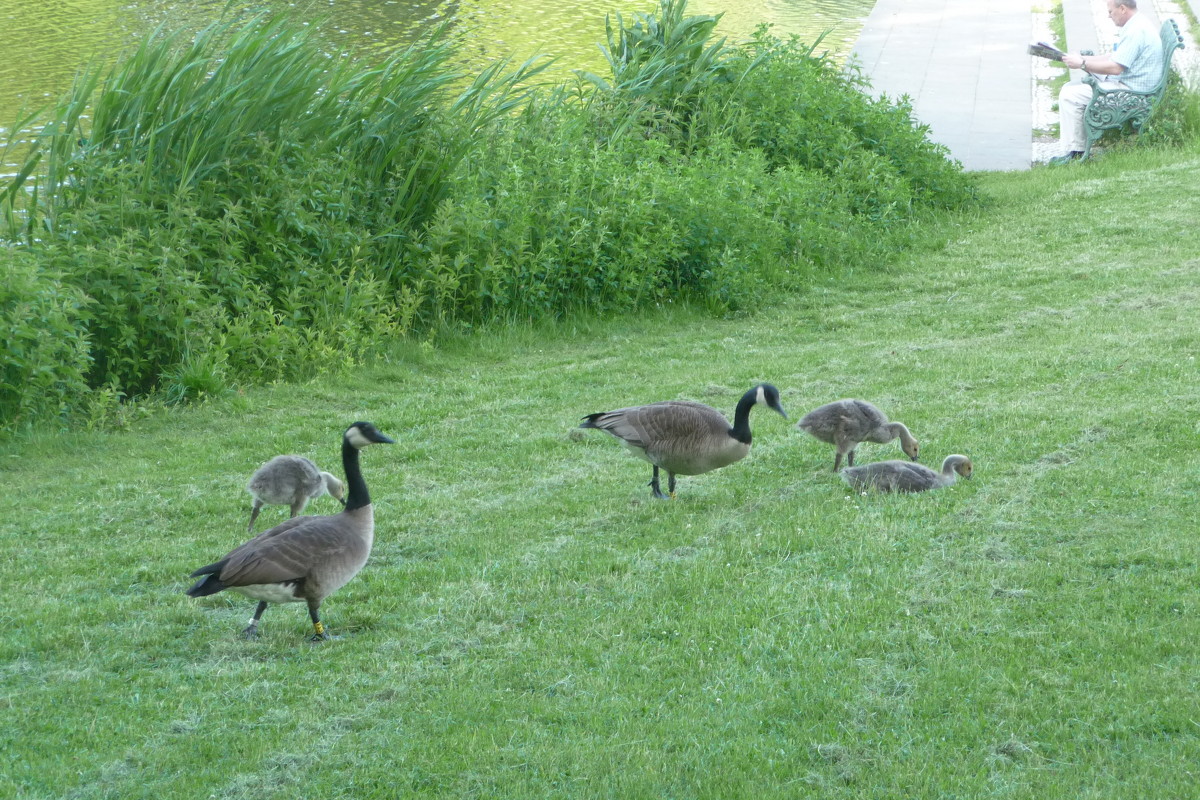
left=313, top=621, right=325, bottom=636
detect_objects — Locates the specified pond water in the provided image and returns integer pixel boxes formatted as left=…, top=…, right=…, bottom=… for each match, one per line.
left=0, top=0, right=873, bottom=133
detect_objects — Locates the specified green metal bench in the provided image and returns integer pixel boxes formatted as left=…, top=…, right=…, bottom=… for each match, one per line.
left=1080, top=19, right=1184, bottom=160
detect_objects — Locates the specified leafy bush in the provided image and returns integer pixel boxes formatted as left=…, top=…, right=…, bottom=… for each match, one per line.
left=695, top=28, right=975, bottom=211
left=394, top=111, right=823, bottom=321
left=1, top=11, right=531, bottom=409
left=0, top=251, right=92, bottom=431
left=0, top=1, right=981, bottom=432
left=1140, top=70, right=1200, bottom=148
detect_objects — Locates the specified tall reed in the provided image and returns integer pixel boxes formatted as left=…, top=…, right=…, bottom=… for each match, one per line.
left=2, top=10, right=548, bottom=241
left=576, top=0, right=756, bottom=145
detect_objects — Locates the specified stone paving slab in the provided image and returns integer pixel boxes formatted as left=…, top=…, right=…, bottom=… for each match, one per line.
left=850, top=0, right=1034, bottom=172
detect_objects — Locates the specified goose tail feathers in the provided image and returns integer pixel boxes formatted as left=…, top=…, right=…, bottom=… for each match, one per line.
left=185, top=560, right=228, bottom=597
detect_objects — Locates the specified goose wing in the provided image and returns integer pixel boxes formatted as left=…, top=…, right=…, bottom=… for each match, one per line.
left=629, top=402, right=745, bottom=475
left=248, top=456, right=321, bottom=502
left=224, top=514, right=315, bottom=560
left=844, top=460, right=936, bottom=492
left=884, top=461, right=938, bottom=492
left=801, top=400, right=877, bottom=440
left=215, top=515, right=367, bottom=587
left=848, top=400, right=886, bottom=428
left=797, top=403, right=839, bottom=436
left=589, top=401, right=729, bottom=447
left=583, top=407, right=652, bottom=449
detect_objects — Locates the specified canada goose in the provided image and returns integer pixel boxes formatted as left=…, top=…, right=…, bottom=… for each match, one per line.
left=797, top=399, right=919, bottom=471
left=580, top=383, right=787, bottom=499
left=246, top=455, right=346, bottom=533
left=186, top=421, right=394, bottom=641
left=841, top=454, right=972, bottom=493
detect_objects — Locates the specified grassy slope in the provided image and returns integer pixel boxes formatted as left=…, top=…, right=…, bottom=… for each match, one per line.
left=3, top=147, right=1199, bottom=799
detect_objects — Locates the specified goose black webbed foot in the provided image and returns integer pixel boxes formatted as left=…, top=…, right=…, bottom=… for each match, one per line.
left=309, top=618, right=332, bottom=642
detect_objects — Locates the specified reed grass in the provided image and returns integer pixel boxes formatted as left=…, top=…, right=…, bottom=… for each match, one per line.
left=13, top=11, right=546, bottom=237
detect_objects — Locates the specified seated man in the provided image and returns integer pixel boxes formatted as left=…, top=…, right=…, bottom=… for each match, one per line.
left=1051, top=0, right=1164, bottom=165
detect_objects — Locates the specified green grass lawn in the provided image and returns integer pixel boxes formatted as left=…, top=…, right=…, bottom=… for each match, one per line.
left=4, top=147, right=1200, bottom=799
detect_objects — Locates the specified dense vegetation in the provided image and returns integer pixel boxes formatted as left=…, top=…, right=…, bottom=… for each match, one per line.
left=0, top=0, right=975, bottom=433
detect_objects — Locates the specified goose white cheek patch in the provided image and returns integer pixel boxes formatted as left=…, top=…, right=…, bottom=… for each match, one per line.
left=346, top=427, right=372, bottom=448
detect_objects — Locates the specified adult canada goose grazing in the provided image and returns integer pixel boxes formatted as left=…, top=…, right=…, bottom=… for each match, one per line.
left=797, top=399, right=919, bottom=471
left=841, top=454, right=972, bottom=493
left=186, top=421, right=394, bottom=641
left=246, top=455, right=346, bottom=533
left=580, top=383, right=787, bottom=499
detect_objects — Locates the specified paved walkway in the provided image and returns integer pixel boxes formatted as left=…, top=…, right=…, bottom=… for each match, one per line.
left=850, top=0, right=1033, bottom=172
left=851, top=0, right=1198, bottom=171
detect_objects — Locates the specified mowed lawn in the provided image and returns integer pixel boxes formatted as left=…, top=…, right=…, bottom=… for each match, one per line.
left=3, top=149, right=1199, bottom=799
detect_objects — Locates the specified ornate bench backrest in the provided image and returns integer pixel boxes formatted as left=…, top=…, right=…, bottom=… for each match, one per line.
left=1150, top=19, right=1185, bottom=96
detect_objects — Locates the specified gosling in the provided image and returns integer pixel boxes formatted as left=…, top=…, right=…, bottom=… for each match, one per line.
left=841, top=454, right=972, bottom=493
left=797, top=399, right=919, bottom=471
left=246, top=455, right=346, bottom=533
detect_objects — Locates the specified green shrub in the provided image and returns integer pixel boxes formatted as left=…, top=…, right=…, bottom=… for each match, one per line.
left=1, top=11, right=533, bottom=407
left=398, top=114, right=815, bottom=322
left=0, top=250, right=92, bottom=430
left=1140, top=70, right=1200, bottom=147
left=696, top=29, right=975, bottom=211
left=0, top=3, right=983, bottom=432
left=395, top=127, right=687, bottom=322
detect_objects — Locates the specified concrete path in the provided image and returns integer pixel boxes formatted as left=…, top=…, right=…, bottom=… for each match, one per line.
left=851, top=0, right=1197, bottom=171
left=850, top=0, right=1034, bottom=172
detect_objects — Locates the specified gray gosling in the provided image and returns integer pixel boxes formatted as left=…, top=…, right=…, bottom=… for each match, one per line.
left=186, top=422, right=394, bottom=641
left=580, top=383, right=787, bottom=499
left=797, top=399, right=919, bottom=471
left=246, top=455, right=346, bottom=533
left=841, top=454, right=973, bottom=493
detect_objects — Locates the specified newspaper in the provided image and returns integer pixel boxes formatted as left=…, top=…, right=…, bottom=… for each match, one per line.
left=1028, top=41, right=1066, bottom=61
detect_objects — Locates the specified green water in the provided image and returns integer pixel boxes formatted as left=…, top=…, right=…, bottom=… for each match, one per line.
left=0, top=0, right=872, bottom=138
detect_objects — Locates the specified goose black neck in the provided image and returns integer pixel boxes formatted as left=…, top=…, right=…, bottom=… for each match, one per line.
left=342, top=437, right=371, bottom=511
left=730, top=388, right=758, bottom=445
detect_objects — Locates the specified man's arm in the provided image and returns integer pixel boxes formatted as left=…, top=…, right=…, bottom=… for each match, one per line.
left=1062, top=53, right=1125, bottom=76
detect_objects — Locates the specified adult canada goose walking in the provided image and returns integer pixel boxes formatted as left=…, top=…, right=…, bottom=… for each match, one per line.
left=246, top=455, right=345, bottom=533
left=797, top=399, right=919, bottom=471
left=841, top=454, right=972, bottom=493
left=580, top=383, right=787, bottom=499
left=186, top=421, right=394, bottom=640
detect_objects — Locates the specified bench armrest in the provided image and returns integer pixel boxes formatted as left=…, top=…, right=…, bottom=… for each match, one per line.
left=1081, top=74, right=1158, bottom=97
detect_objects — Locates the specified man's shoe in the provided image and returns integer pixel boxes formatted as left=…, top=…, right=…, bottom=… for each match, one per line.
left=1048, top=150, right=1084, bottom=166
